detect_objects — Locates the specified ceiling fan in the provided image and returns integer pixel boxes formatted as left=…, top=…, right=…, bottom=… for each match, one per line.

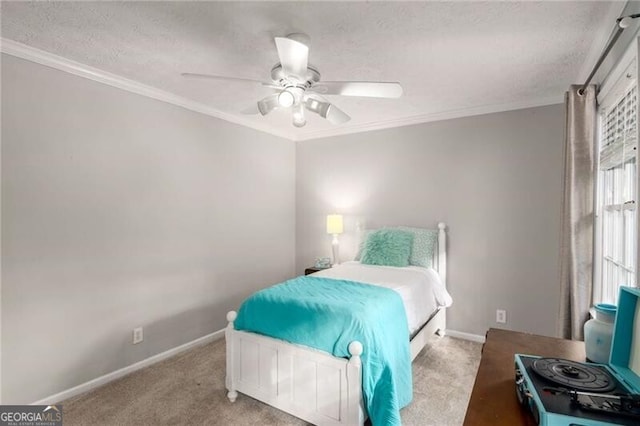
left=182, top=33, right=403, bottom=128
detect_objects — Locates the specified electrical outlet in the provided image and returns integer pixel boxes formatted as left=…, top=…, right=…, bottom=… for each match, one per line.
left=133, top=327, right=143, bottom=344
left=496, top=309, right=507, bottom=324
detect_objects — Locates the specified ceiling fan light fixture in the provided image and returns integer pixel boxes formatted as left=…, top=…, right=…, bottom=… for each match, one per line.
left=257, top=94, right=279, bottom=116
left=292, top=103, right=306, bottom=127
left=278, top=90, right=295, bottom=107
left=305, top=97, right=330, bottom=117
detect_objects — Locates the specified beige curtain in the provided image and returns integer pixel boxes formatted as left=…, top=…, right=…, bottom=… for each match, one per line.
left=558, top=85, right=597, bottom=341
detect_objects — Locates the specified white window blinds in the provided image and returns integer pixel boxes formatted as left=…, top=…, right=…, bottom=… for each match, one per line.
left=600, top=87, right=637, bottom=170
left=597, top=83, right=637, bottom=304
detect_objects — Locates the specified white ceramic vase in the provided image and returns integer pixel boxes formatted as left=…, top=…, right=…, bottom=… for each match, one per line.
left=584, top=303, right=617, bottom=363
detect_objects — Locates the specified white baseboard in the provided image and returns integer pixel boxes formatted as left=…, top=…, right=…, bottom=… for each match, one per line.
left=445, top=329, right=486, bottom=343
left=31, top=327, right=481, bottom=405
left=32, top=328, right=225, bottom=405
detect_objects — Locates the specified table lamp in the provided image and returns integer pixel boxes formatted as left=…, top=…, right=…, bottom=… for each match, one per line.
left=326, top=214, right=344, bottom=265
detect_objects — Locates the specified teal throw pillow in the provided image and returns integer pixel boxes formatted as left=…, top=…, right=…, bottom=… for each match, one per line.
left=397, top=226, right=438, bottom=268
left=360, top=229, right=414, bottom=267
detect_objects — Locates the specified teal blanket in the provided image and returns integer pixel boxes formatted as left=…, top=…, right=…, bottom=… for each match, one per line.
left=235, top=275, right=412, bottom=426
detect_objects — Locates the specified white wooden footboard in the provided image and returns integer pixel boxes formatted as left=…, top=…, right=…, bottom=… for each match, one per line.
left=225, top=311, right=365, bottom=426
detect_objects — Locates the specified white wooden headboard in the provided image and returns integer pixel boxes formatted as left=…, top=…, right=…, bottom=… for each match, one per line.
left=436, top=222, right=447, bottom=289
left=355, top=221, right=447, bottom=289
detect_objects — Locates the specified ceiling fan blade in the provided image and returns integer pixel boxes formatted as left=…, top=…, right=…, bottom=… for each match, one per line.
left=304, top=95, right=351, bottom=125
left=324, top=104, right=351, bottom=125
left=274, top=35, right=309, bottom=78
left=181, top=73, right=277, bottom=88
left=257, top=93, right=280, bottom=116
left=312, top=81, right=403, bottom=98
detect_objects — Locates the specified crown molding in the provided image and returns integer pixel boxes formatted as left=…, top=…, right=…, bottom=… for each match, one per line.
left=294, top=95, right=563, bottom=141
left=1, top=37, right=562, bottom=143
left=0, top=38, right=295, bottom=141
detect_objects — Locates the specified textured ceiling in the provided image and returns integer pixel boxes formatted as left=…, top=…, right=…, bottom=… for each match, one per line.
left=0, top=1, right=624, bottom=140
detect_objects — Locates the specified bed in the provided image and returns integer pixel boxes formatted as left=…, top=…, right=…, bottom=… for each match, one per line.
left=225, top=222, right=450, bottom=425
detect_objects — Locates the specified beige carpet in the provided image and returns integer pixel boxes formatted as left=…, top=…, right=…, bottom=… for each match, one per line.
left=62, top=336, right=481, bottom=426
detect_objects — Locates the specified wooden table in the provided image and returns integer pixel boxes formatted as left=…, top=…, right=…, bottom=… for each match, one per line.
left=463, top=328, right=586, bottom=425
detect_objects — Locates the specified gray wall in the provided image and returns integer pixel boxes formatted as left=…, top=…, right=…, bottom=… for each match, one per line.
left=1, top=54, right=296, bottom=404
left=296, top=104, right=565, bottom=338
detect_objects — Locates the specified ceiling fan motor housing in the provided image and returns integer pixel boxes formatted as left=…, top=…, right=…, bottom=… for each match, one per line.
left=270, top=63, right=320, bottom=89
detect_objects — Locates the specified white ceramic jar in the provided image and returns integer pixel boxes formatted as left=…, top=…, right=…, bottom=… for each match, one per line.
left=584, top=303, right=617, bottom=363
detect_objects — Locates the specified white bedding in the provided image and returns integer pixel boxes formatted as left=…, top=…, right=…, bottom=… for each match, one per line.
left=312, top=261, right=453, bottom=335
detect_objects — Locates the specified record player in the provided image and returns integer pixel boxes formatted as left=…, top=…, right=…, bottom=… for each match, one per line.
left=515, top=286, right=640, bottom=426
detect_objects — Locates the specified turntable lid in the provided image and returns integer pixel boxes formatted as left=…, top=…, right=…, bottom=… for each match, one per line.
left=610, top=286, right=640, bottom=393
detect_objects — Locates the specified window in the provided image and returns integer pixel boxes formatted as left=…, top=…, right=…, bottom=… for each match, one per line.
left=595, top=76, right=637, bottom=305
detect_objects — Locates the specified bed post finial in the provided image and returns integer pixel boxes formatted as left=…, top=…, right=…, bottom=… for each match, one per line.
left=227, top=311, right=237, bottom=326
left=438, top=222, right=446, bottom=230
left=348, top=341, right=363, bottom=358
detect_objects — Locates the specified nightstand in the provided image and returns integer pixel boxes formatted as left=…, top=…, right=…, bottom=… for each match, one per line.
left=304, top=266, right=329, bottom=275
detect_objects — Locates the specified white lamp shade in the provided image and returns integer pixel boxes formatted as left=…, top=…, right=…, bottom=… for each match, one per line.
left=326, top=214, right=344, bottom=234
